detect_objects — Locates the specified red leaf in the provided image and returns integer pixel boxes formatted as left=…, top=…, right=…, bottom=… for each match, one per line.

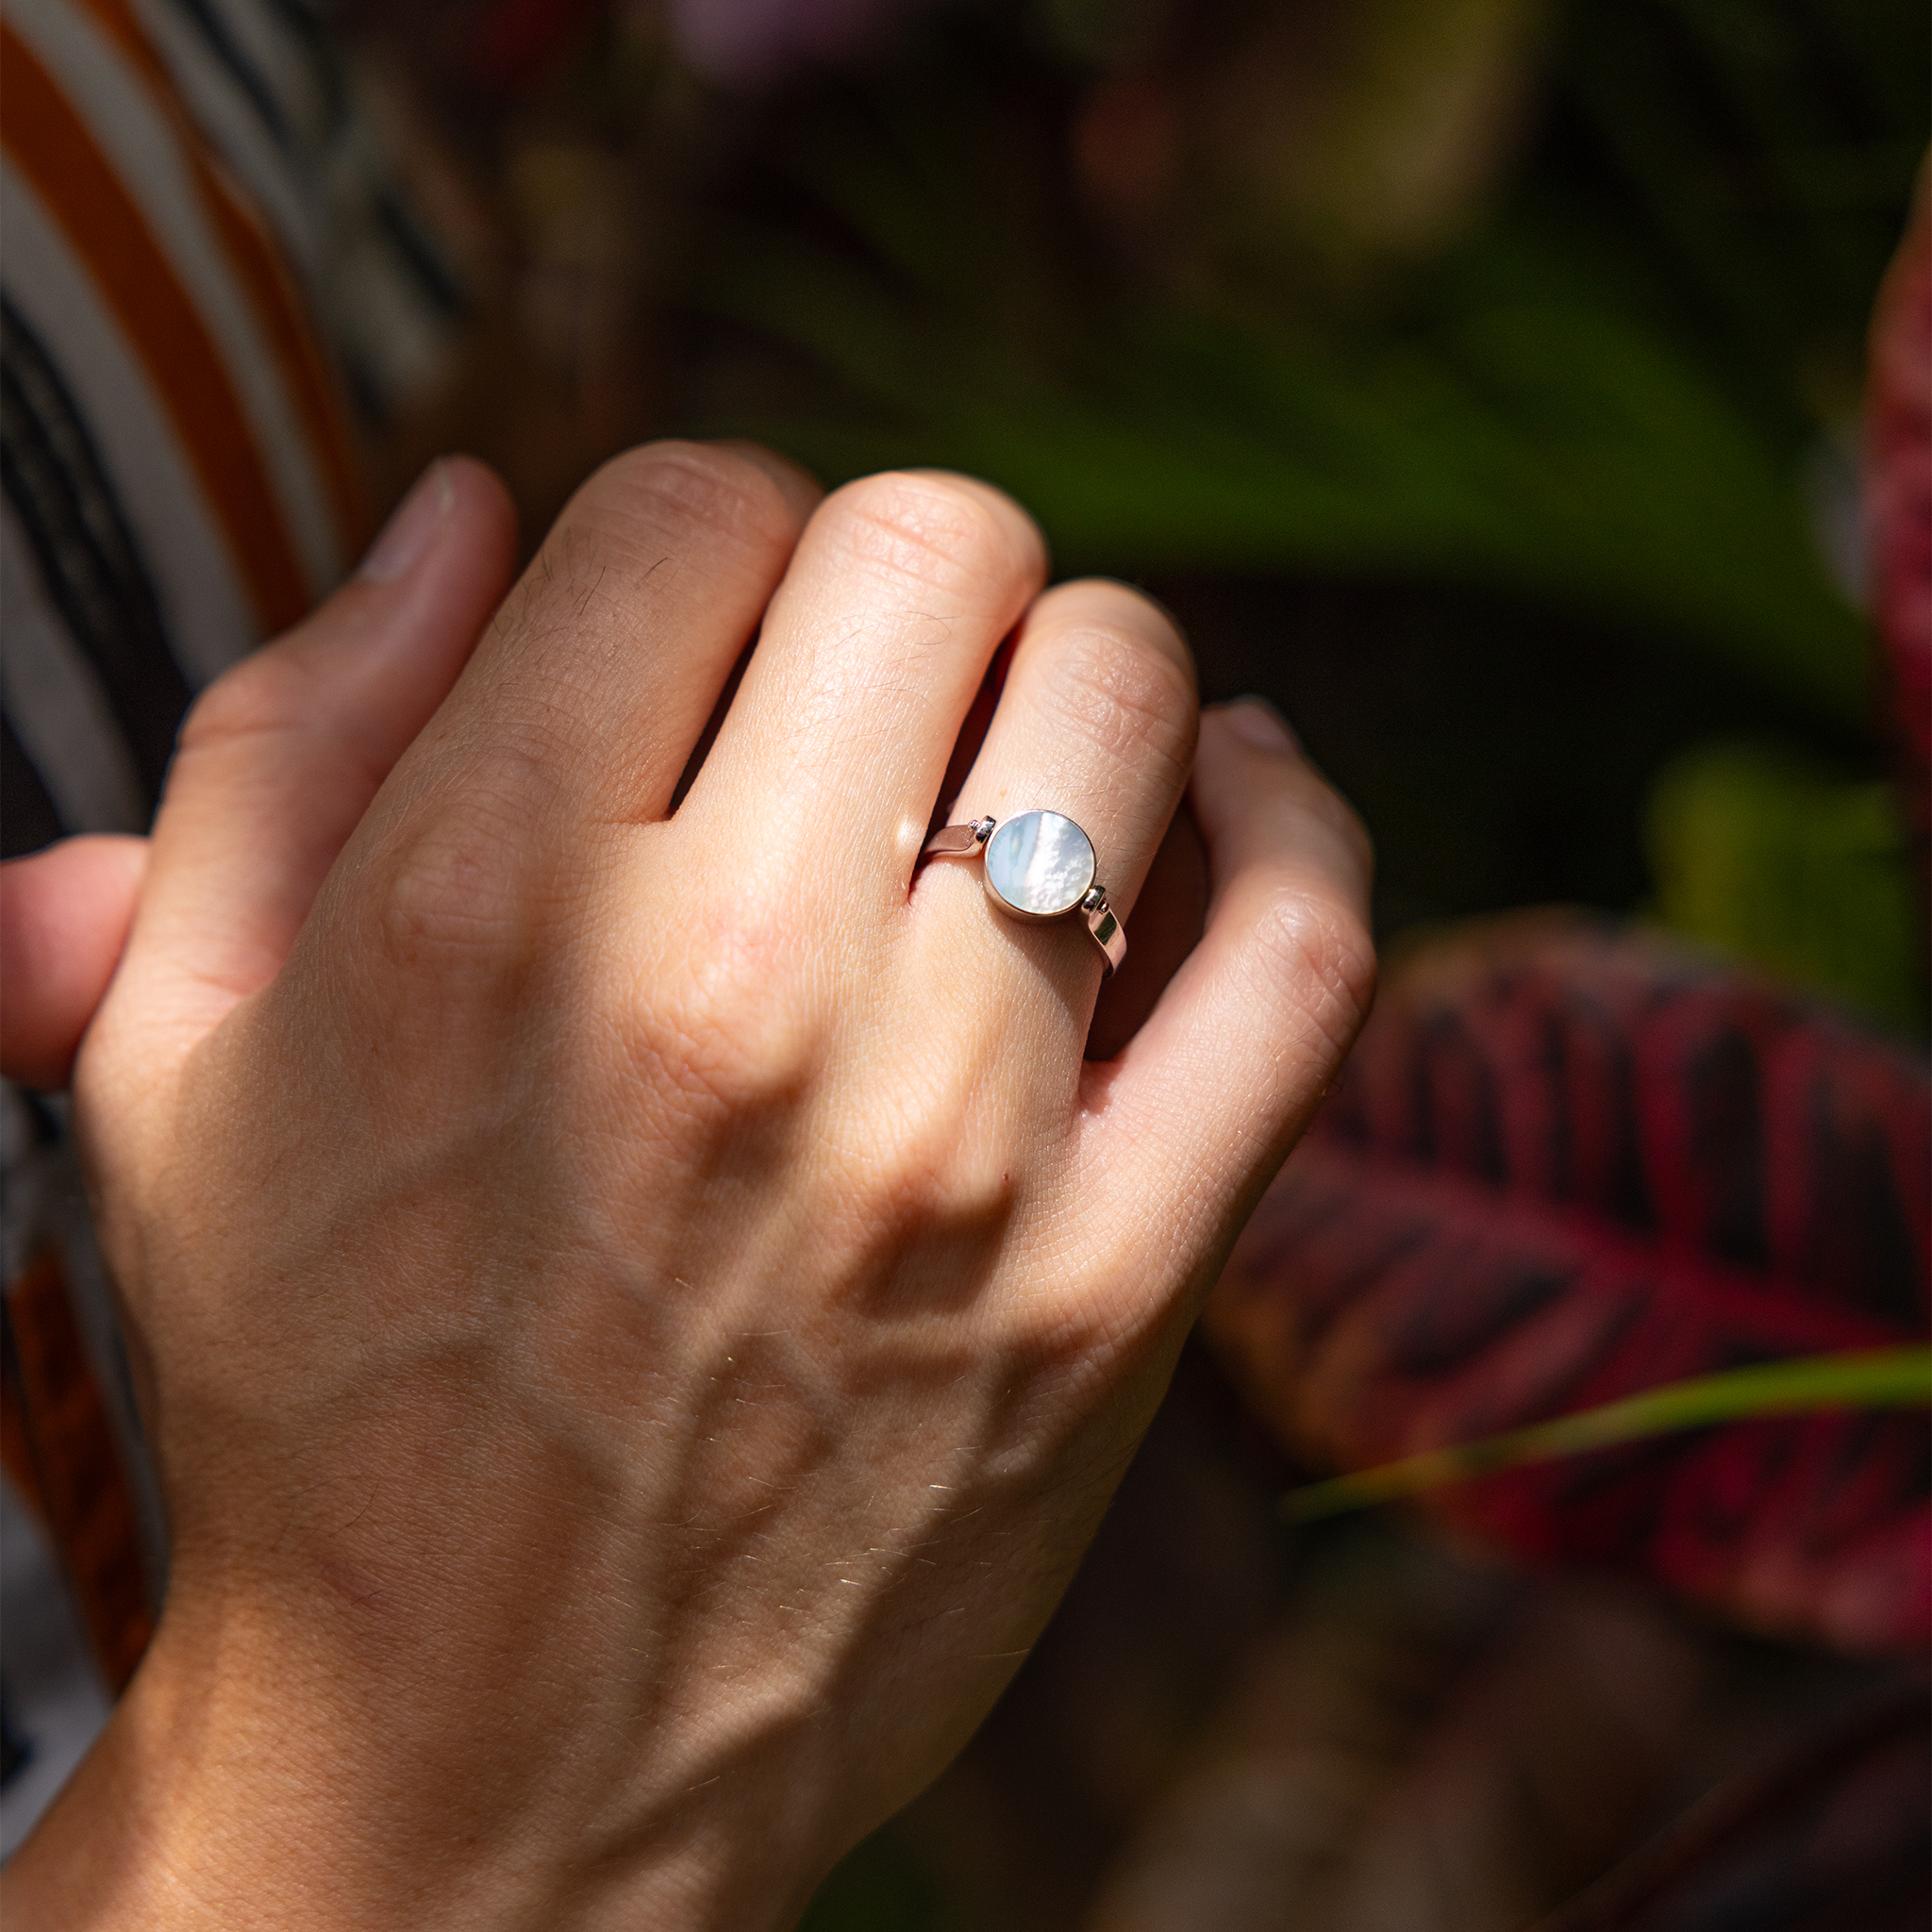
left=1206, top=913, right=1932, bottom=1654
left=1532, top=1689, right=1930, bottom=1931
left=1866, top=159, right=1932, bottom=891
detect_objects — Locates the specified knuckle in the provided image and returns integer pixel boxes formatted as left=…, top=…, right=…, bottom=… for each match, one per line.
left=173, top=641, right=405, bottom=836
left=571, top=440, right=801, bottom=567
left=177, top=648, right=308, bottom=749
left=1247, top=879, right=1378, bottom=1052
left=365, top=788, right=539, bottom=988
left=626, top=895, right=817, bottom=1120
left=1032, top=623, right=1197, bottom=783
left=821, top=471, right=1042, bottom=594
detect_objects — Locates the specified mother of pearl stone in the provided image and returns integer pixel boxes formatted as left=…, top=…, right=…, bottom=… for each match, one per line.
left=983, top=810, right=1095, bottom=920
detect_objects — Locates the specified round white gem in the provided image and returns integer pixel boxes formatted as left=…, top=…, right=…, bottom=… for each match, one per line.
left=983, top=810, right=1095, bottom=918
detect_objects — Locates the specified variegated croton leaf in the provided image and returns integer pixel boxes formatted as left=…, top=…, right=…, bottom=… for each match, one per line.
left=1205, top=911, right=1930, bottom=1655
left=1866, top=158, right=1931, bottom=901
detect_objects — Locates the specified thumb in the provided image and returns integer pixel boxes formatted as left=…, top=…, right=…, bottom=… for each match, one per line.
left=103, top=456, right=518, bottom=1061
left=1, top=835, right=147, bottom=1089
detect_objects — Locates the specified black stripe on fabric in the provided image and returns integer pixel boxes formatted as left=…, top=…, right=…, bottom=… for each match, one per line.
left=373, top=188, right=466, bottom=316
left=337, top=351, right=388, bottom=431
left=0, top=1679, right=31, bottom=1790
left=158, top=0, right=291, bottom=144
left=10, top=1085, right=65, bottom=1152
left=0, top=299, right=192, bottom=813
left=1, top=708, right=66, bottom=858
left=159, top=0, right=462, bottom=327
left=163, top=0, right=354, bottom=148
left=254, top=0, right=351, bottom=133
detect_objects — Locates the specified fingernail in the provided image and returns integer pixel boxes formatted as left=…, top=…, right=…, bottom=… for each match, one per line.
left=359, top=460, right=455, bottom=582
left=1221, top=696, right=1301, bottom=754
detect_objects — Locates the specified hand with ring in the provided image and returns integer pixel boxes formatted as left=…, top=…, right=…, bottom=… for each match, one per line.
left=9, top=443, right=1374, bottom=1930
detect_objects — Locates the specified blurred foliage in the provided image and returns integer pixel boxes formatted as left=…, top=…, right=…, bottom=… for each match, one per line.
left=704, top=212, right=1868, bottom=715
left=686, top=0, right=1925, bottom=726
left=1559, top=0, right=1925, bottom=426
left=1646, top=739, right=1927, bottom=1030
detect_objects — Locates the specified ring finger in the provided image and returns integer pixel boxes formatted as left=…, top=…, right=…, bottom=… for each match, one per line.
left=914, top=578, right=1197, bottom=1030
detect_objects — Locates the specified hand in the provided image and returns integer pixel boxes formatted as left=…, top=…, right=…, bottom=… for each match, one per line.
left=12, top=443, right=1373, bottom=1930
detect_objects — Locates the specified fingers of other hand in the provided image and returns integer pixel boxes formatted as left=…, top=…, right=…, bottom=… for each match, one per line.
left=1089, top=700, right=1374, bottom=1241
left=0, top=835, right=147, bottom=1089
left=114, top=457, right=518, bottom=1045
left=422, top=441, right=820, bottom=830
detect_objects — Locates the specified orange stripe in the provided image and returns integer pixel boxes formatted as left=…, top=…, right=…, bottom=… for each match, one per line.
left=76, top=0, right=370, bottom=560
left=196, top=156, right=372, bottom=558
left=1, top=21, right=309, bottom=633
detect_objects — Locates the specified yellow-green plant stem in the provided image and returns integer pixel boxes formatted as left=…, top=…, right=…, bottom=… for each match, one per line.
left=1282, top=1345, right=1932, bottom=1524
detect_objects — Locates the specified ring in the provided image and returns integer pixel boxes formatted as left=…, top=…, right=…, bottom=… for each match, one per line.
left=922, top=809, right=1126, bottom=975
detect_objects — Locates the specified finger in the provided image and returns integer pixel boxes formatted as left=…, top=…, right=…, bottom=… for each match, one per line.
left=413, top=441, right=819, bottom=830
left=1082, top=700, right=1375, bottom=1250
left=915, top=578, right=1196, bottom=1013
left=688, top=470, right=1044, bottom=885
left=1085, top=802, right=1208, bottom=1063
left=0, top=834, right=146, bottom=1089
left=111, top=457, right=518, bottom=1050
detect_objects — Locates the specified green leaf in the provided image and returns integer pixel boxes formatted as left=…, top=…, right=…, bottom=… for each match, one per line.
left=1645, top=739, right=1928, bottom=1031
left=692, top=205, right=1871, bottom=725
left=675, top=0, right=1932, bottom=728
left=1280, top=1346, right=1932, bottom=1523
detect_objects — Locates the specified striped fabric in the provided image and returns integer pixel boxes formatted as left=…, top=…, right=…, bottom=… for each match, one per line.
left=1, top=0, right=462, bottom=1856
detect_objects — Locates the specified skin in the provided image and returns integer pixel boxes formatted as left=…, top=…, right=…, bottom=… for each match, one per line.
left=1, top=834, right=148, bottom=1090
left=1, top=442, right=1374, bottom=1929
